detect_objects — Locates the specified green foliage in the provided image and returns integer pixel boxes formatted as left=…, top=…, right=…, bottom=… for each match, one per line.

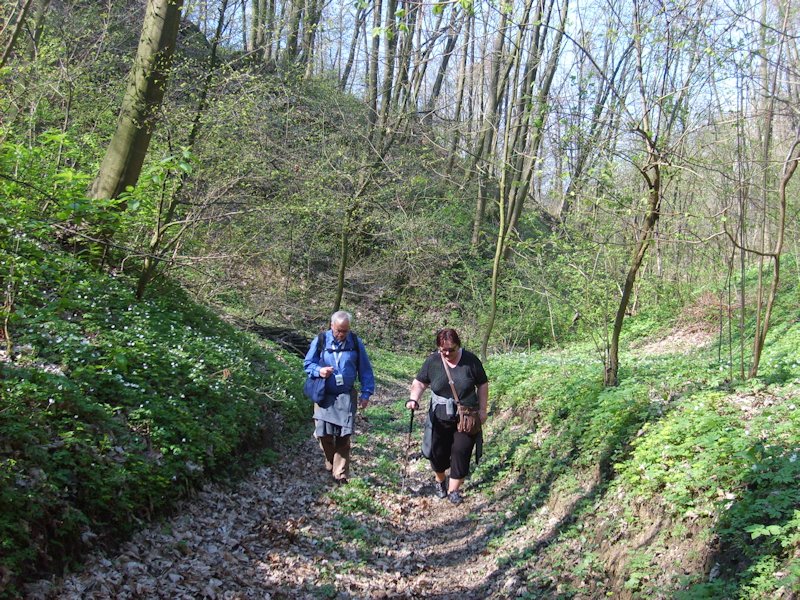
left=0, top=218, right=306, bottom=594
left=482, top=305, right=800, bottom=597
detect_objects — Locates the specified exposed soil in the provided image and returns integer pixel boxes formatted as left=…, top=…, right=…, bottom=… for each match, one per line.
left=633, top=323, right=716, bottom=356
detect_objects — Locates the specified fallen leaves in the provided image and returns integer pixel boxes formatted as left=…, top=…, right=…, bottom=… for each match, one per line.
left=28, top=396, right=508, bottom=600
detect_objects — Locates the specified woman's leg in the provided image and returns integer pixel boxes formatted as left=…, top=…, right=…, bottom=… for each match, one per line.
left=448, top=432, right=476, bottom=492
left=430, top=419, right=455, bottom=497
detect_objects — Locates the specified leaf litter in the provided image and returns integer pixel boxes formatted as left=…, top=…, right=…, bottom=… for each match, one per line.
left=27, top=384, right=522, bottom=599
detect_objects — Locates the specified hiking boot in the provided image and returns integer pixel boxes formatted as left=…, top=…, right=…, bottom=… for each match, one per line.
left=448, top=490, right=463, bottom=505
left=334, top=477, right=348, bottom=485
left=434, top=479, right=447, bottom=499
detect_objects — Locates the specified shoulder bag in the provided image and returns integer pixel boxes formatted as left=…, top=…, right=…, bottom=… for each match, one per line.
left=439, top=353, right=481, bottom=436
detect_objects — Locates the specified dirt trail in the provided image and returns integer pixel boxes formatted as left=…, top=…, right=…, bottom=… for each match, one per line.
left=28, top=383, right=517, bottom=600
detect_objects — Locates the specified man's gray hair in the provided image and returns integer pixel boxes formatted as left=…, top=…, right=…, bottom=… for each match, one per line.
left=331, top=310, right=352, bottom=326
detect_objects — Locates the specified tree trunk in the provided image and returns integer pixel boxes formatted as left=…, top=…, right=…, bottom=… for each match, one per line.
left=375, top=0, right=398, bottom=141
left=502, top=0, right=568, bottom=253
left=285, top=0, right=303, bottom=61
left=605, top=162, right=661, bottom=386
left=392, top=0, right=419, bottom=113
left=302, top=0, right=322, bottom=76
left=248, top=0, right=260, bottom=51
left=423, top=8, right=463, bottom=124
left=340, top=6, right=367, bottom=91
left=89, top=0, right=185, bottom=202
left=366, top=0, right=382, bottom=130
left=1, top=0, right=36, bottom=70
left=136, top=0, right=229, bottom=299
left=468, top=10, right=513, bottom=247
left=446, top=9, right=472, bottom=171
left=262, top=0, right=276, bottom=65
left=26, top=0, right=51, bottom=62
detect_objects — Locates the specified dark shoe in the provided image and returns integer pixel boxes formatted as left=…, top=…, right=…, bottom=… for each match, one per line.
left=434, top=479, right=447, bottom=499
left=448, top=491, right=463, bottom=505
left=334, top=477, right=348, bottom=485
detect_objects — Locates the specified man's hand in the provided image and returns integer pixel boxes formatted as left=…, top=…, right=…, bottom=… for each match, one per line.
left=359, top=398, right=369, bottom=409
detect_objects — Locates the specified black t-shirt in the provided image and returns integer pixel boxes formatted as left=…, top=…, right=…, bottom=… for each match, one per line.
left=416, top=349, right=488, bottom=409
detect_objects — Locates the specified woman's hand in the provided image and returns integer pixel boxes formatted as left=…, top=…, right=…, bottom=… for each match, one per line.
left=319, top=366, right=334, bottom=378
left=479, top=410, right=488, bottom=424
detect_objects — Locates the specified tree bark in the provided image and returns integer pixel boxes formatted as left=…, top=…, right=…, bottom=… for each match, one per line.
left=285, top=0, right=303, bottom=61
left=340, top=6, right=367, bottom=91
left=302, top=0, right=323, bottom=76
left=375, top=0, right=398, bottom=141
left=366, top=0, right=382, bottom=130
left=446, top=9, right=472, bottom=171
left=423, top=7, right=463, bottom=124
left=0, top=0, right=36, bottom=70
left=605, top=160, right=661, bottom=386
left=392, top=0, right=420, bottom=113
left=89, top=0, right=185, bottom=202
left=136, top=0, right=229, bottom=299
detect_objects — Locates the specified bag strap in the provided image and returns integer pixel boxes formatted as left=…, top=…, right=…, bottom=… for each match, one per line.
left=316, top=332, right=325, bottom=359
left=316, top=331, right=360, bottom=364
left=439, top=352, right=460, bottom=405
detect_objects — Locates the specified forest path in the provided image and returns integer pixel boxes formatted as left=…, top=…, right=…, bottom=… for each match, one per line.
left=38, top=379, right=520, bottom=599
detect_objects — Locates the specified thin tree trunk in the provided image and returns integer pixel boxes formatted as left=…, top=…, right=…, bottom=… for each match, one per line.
left=405, top=10, right=445, bottom=114
left=606, top=161, right=661, bottom=386
left=262, top=0, right=276, bottom=65
left=446, top=9, right=471, bottom=171
left=26, top=0, right=51, bottom=61
left=503, top=0, right=568, bottom=252
left=248, top=0, right=259, bottom=51
left=392, top=0, right=419, bottom=113
left=750, top=139, right=799, bottom=376
left=340, top=6, right=367, bottom=91
left=366, top=0, right=382, bottom=130
left=423, top=8, right=462, bottom=124
left=375, top=0, right=398, bottom=142
left=285, top=0, right=303, bottom=61
left=469, top=10, right=510, bottom=247
left=302, top=0, right=322, bottom=76
left=0, top=0, right=36, bottom=70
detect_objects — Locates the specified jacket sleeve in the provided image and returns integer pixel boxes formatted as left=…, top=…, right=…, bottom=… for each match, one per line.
left=356, top=337, right=375, bottom=399
left=303, top=334, right=324, bottom=377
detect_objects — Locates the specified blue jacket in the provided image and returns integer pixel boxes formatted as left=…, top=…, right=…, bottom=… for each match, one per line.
left=303, top=331, right=375, bottom=400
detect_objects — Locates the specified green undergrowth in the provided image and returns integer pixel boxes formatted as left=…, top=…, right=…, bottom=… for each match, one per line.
left=0, top=237, right=307, bottom=596
left=480, top=309, right=800, bottom=598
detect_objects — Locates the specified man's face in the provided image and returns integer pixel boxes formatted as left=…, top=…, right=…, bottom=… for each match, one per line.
left=332, top=322, right=350, bottom=342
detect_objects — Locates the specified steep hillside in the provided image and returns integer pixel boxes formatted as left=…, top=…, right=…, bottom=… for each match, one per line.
left=480, top=292, right=800, bottom=598
left=0, top=238, right=307, bottom=597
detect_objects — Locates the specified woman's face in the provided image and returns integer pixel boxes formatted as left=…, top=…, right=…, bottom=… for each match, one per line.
left=438, top=342, right=460, bottom=358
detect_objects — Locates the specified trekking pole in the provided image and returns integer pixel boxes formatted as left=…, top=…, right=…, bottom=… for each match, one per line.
left=400, top=408, right=415, bottom=498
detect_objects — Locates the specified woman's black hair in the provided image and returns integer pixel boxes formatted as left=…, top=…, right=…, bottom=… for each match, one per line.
left=435, top=328, right=461, bottom=348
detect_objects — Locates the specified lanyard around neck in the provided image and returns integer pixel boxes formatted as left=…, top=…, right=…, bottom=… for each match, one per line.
left=331, top=337, right=345, bottom=370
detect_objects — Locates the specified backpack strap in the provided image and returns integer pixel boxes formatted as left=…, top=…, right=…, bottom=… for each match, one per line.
left=316, top=331, right=326, bottom=359
left=317, top=331, right=360, bottom=364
